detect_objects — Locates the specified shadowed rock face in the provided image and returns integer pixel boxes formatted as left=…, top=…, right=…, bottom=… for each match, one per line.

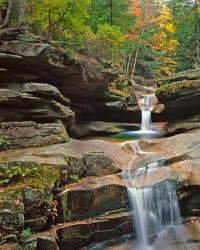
left=0, top=28, right=142, bottom=124
left=156, top=70, right=200, bottom=120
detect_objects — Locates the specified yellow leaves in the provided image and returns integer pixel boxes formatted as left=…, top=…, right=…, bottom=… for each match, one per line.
left=166, top=23, right=174, bottom=33
left=151, top=4, right=178, bottom=77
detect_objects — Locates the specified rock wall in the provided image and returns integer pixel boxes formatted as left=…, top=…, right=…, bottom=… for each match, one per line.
left=155, top=69, right=200, bottom=120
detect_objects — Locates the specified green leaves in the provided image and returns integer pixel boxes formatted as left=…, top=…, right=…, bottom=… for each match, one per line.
left=0, top=165, right=39, bottom=186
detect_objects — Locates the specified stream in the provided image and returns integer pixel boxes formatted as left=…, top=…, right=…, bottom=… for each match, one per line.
left=84, top=94, right=188, bottom=250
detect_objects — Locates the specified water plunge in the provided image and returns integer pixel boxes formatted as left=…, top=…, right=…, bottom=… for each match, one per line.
left=127, top=162, right=187, bottom=250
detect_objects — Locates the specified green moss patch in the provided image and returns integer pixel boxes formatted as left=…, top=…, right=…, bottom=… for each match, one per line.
left=0, top=163, right=60, bottom=189
left=156, top=79, right=200, bottom=100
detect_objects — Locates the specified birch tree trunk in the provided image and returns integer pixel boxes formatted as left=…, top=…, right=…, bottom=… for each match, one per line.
left=131, top=47, right=139, bottom=80
left=0, top=0, right=13, bottom=29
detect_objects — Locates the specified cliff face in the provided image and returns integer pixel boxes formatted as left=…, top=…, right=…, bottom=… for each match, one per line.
left=0, top=28, right=141, bottom=148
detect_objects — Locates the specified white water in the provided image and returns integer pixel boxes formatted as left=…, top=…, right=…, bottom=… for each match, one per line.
left=142, top=111, right=152, bottom=130
left=141, top=95, right=154, bottom=132
left=127, top=163, right=187, bottom=250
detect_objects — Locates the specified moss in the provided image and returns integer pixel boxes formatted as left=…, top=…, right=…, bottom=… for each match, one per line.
left=0, top=188, right=23, bottom=213
left=0, top=162, right=60, bottom=189
left=156, top=79, right=200, bottom=99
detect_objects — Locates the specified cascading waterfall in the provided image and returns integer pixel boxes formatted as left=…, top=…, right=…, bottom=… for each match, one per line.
left=141, top=95, right=154, bottom=132
left=127, top=162, right=187, bottom=250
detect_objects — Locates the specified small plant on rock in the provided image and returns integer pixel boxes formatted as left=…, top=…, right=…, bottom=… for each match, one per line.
left=0, top=136, right=8, bottom=151
left=20, top=228, right=32, bottom=240
left=68, top=175, right=80, bottom=183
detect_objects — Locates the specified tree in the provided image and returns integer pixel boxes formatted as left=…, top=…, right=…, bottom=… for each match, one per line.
left=151, top=4, right=178, bottom=76
left=167, top=0, right=200, bottom=71
left=0, top=0, right=26, bottom=28
left=124, top=0, right=159, bottom=79
left=0, top=0, right=13, bottom=28
left=19, top=0, right=25, bottom=25
left=88, top=0, right=133, bottom=33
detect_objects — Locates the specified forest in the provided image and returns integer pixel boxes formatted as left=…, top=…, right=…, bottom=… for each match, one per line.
left=0, top=0, right=200, bottom=79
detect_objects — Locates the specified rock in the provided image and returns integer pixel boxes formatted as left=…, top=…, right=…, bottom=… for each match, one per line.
left=37, top=236, right=58, bottom=250
left=0, top=121, right=69, bottom=149
left=57, top=175, right=127, bottom=221
left=0, top=29, right=144, bottom=123
left=0, top=52, right=23, bottom=60
left=164, top=115, right=200, bottom=134
left=23, top=188, right=53, bottom=231
left=56, top=211, right=132, bottom=250
left=137, top=130, right=200, bottom=220
left=69, top=121, right=140, bottom=138
left=83, top=152, right=117, bottom=176
left=0, top=209, right=24, bottom=236
left=152, top=103, right=165, bottom=114
left=156, top=70, right=200, bottom=120
left=0, top=88, right=75, bottom=127
left=178, top=185, right=200, bottom=217
left=0, top=139, right=132, bottom=182
left=20, top=239, right=38, bottom=250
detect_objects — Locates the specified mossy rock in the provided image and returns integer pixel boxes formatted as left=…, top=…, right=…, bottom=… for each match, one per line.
left=156, top=79, right=200, bottom=101
left=0, top=162, right=60, bottom=189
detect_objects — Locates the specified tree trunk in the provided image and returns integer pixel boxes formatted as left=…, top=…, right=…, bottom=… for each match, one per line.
left=19, top=0, right=25, bottom=26
left=131, top=47, right=139, bottom=80
left=196, top=32, right=200, bottom=68
left=0, top=0, right=13, bottom=29
left=126, top=49, right=134, bottom=78
left=48, top=4, right=52, bottom=34
left=110, top=0, right=113, bottom=25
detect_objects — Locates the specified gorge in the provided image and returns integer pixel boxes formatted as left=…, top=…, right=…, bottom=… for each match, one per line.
left=0, top=28, right=200, bottom=250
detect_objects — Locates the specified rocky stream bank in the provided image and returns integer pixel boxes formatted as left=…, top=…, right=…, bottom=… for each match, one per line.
left=0, top=28, right=200, bottom=250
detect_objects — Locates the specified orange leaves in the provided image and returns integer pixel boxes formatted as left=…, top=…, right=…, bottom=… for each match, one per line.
left=130, top=0, right=141, bottom=17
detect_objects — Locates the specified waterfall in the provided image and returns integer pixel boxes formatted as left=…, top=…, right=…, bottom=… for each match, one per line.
left=127, top=162, right=187, bottom=250
left=141, top=95, right=154, bottom=132
left=142, top=111, right=151, bottom=130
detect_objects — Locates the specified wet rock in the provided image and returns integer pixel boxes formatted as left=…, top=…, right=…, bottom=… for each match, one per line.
left=178, top=185, right=200, bottom=217
left=69, top=121, right=140, bottom=138
left=57, top=211, right=132, bottom=250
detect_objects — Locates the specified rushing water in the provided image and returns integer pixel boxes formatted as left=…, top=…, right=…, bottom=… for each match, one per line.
left=141, top=110, right=152, bottom=131
left=127, top=162, right=187, bottom=250
left=140, top=95, right=154, bottom=132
